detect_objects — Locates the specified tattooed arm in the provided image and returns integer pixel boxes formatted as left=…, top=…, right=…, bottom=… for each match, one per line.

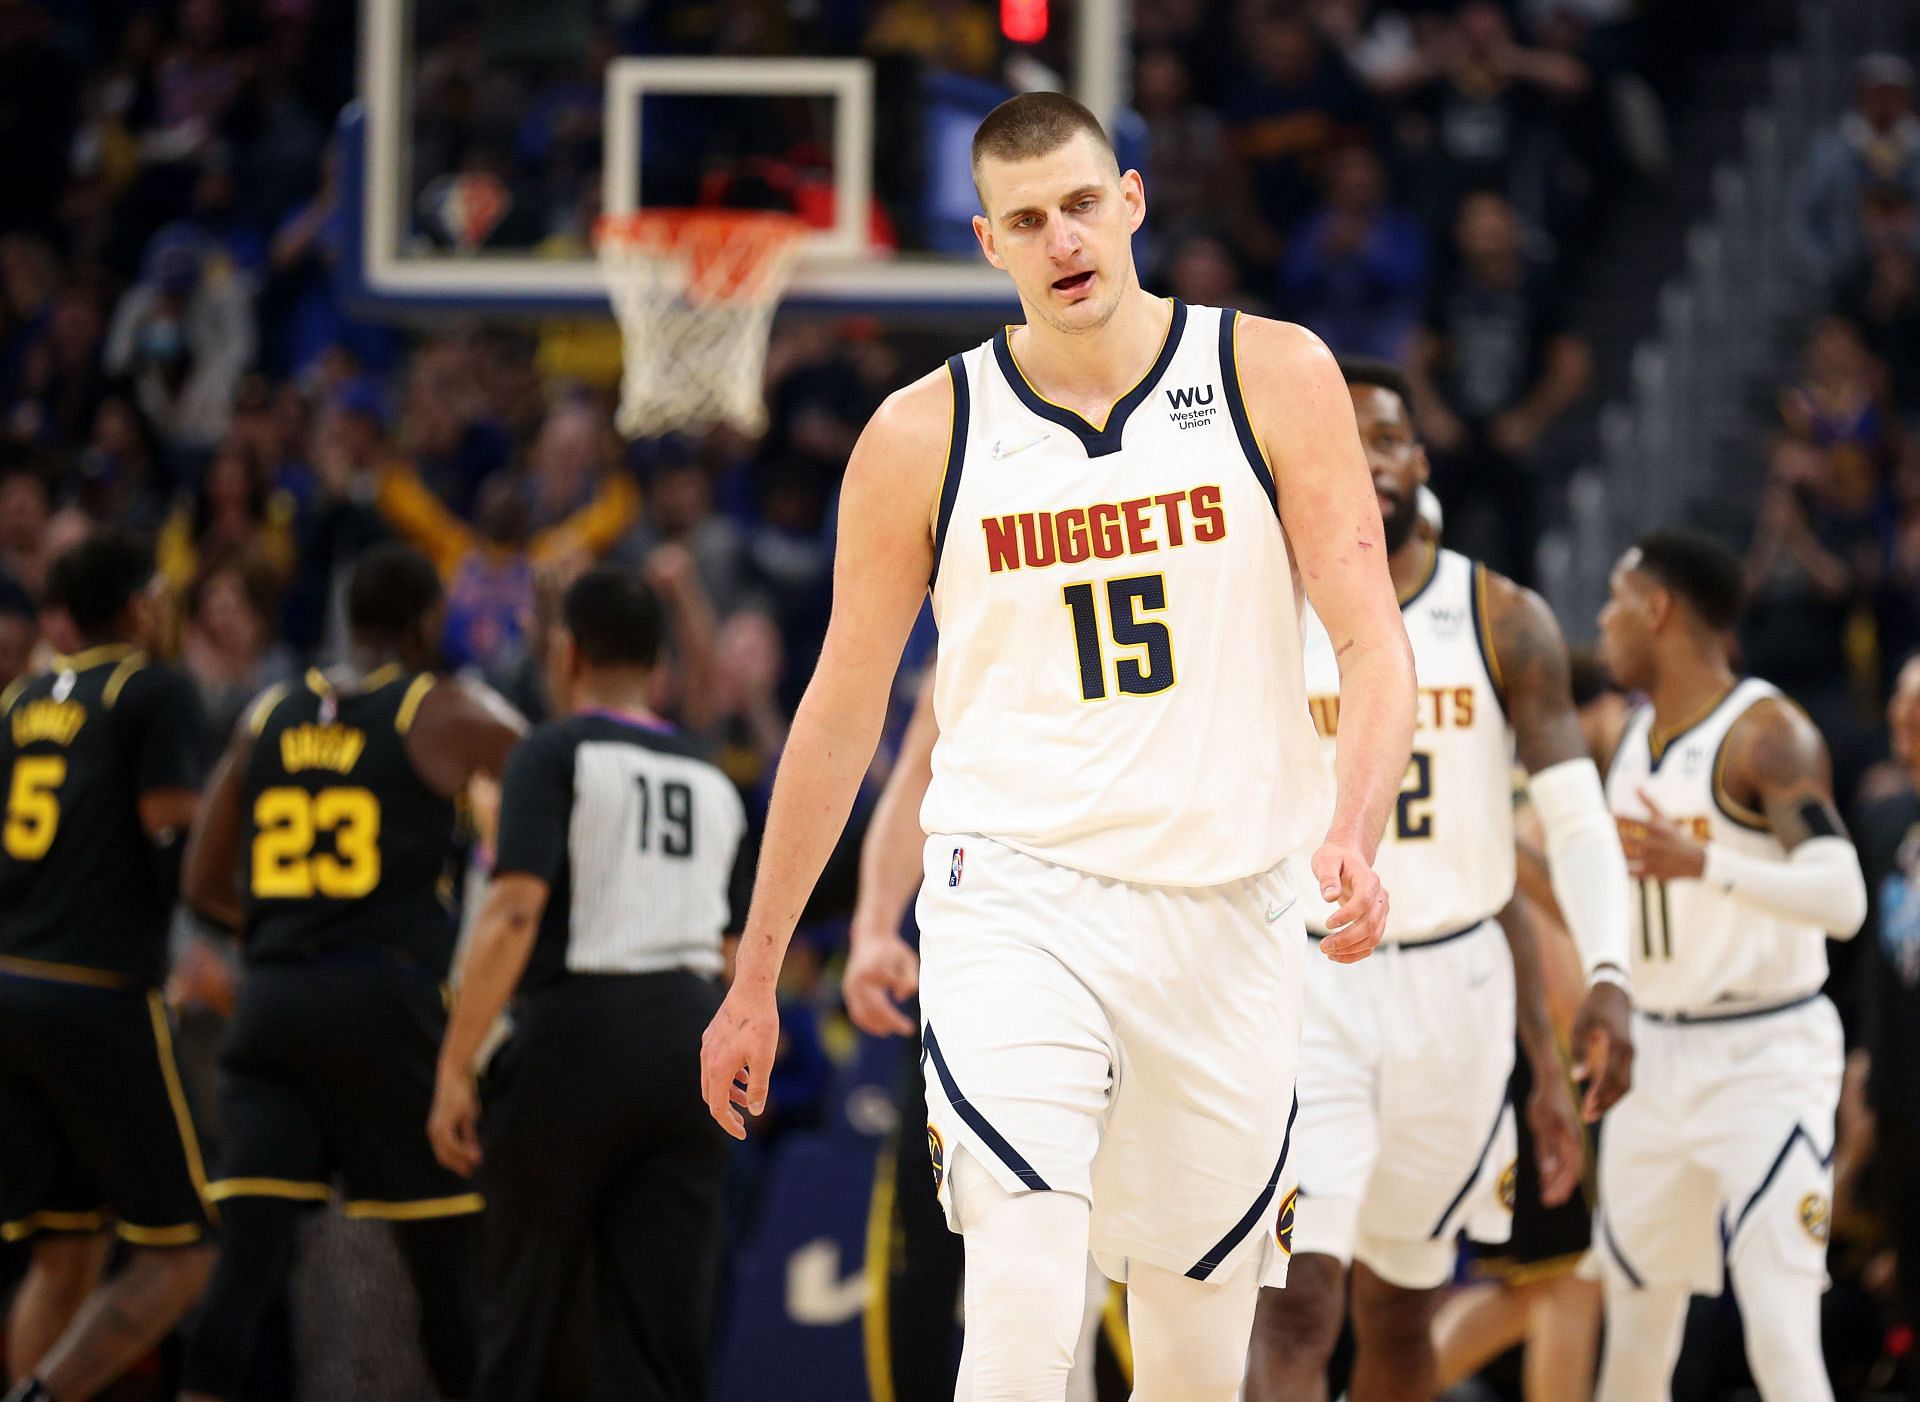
left=1485, top=570, right=1634, bottom=1118
left=1673, top=697, right=1868, bottom=938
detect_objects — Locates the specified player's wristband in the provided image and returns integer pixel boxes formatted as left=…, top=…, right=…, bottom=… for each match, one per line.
left=1588, top=964, right=1632, bottom=995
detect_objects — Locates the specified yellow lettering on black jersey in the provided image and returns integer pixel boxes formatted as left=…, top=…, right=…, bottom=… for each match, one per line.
left=278, top=724, right=367, bottom=775
left=11, top=700, right=86, bottom=748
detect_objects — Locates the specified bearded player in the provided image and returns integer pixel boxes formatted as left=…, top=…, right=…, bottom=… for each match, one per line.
left=1247, top=359, right=1634, bottom=1402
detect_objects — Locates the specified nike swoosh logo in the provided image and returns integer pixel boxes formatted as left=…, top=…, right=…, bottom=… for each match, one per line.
left=1265, top=893, right=1297, bottom=923
left=990, top=433, right=1050, bottom=460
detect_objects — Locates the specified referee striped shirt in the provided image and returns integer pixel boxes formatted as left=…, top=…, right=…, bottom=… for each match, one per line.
left=493, top=710, right=750, bottom=989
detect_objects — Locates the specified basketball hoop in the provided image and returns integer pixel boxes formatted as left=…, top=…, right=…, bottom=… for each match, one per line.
left=595, top=211, right=809, bottom=439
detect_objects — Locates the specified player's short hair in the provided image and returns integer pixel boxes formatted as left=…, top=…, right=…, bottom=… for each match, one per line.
left=43, top=528, right=155, bottom=641
left=1568, top=649, right=1619, bottom=708
left=1629, top=528, right=1744, bottom=631
left=563, top=563, right=663, bottom=670
left=971, top=92, right=1116, bottom=188
left=346, top=543, right=444, bottom=645
left=1339, top=356, right=1415, bottom=414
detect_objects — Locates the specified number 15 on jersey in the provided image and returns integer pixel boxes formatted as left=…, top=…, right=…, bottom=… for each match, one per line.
left=1062, top=575, right=1177, bottom=702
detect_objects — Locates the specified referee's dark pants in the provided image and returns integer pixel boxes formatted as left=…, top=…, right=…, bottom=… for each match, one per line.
left=477, top=970, right=729, bottom=1402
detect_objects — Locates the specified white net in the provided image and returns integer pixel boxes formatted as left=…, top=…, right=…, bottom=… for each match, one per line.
left=596, top=212, right=808, bottom=439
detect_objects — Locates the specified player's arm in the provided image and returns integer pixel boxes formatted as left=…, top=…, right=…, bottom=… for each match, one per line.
left=180, top=721, right=251, bottom=932
left=1636, top=698, right=1867, bottom=938
left=1487, top=574, right=1635, bottom=1115
left=1242, top=317, right=1413, bottom=961
left=405, top=676, right=527, bottom=797
left=702, top=372, right=949, bottom=1136
left=431, top=722, right=569, bottom=1175
left=1489, top=573, right=1633, bottom=983
left=1495, top=893, right=1583, bottom=1206
left=429, top=872, right=548, bottom=1177
left=843, top=669, right=937, bottom=1037
left=129, top=666, right=207, bottom=913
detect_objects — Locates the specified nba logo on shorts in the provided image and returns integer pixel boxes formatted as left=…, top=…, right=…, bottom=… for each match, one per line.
left=950, top=847, right=965, bottom=887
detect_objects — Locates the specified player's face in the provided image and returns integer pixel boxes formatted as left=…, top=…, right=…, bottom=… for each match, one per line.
left=972, top=133, right=1145, bottom=335
left=1596, top=554, right=1656, bottom=692
left=1889, top=656, right=1920, bottom=769
left=1350, top=383, right=1427, bottom=553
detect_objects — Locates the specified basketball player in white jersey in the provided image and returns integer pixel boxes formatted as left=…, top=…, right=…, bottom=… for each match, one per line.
left=1247, top=359, right=1636, bottom=1402
left=700, top=92, right=1417, bottom=1400
left=1594, top=529, right=1866, bottom=1401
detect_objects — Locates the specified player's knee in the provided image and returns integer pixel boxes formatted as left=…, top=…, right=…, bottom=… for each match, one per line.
left=1252, top=1253, right=1345, bottom=1363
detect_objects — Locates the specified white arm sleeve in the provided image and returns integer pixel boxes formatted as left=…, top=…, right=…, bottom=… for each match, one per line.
left=1528, top=758, right=1633, bottom=981
left=1701, top=835, right=1867, bottom=939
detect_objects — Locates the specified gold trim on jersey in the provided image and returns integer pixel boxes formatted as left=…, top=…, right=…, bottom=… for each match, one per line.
left=1646, top=683, right=1739, bottom=766
left=1471, top=1249, right=1589, bottom=1286
left=145, top=992, right=214, bottom=1216
left=860, top=1142, right=897, bottom=1402
left=1396, top=541, right=1439, bottom=607
left=0, top=1208, right=111, bottom=1242
left=343, top=1193, right=484, bottom=1221
left=1473, top=564, right=1506, bottom=695
left=207, top=1178, right=332, bottom=1204
left=1002, top=298, right=1178, bottom=434
left=0, top=954, right=132, bottom=989
left=102, top=652, right=147, bottom=708
left=363, top=664, right=402, bottom=691
left=247, top=682, right=293, bottom=735
left=394, top=674, right=435, bottom=736
left=0, top=676, right=27, bottom=716
left=117, top=1221, right=204, bottom=1247
left=306, top=668, right=331, bottom=694
left=51, top=644, right=138, bottom=672
left=1710, top=729, right=1771, bottom=832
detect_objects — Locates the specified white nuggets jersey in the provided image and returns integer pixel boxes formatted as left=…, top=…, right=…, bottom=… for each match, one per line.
left=1300, top=548, right=1515, bottom=939
left=1606, top=678, right=1828, bottom=1014
left=921, top=301, right=1329, bottom=887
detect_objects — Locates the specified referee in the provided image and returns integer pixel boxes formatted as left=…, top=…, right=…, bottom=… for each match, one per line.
left=429, top=563, right=749, bottom=1402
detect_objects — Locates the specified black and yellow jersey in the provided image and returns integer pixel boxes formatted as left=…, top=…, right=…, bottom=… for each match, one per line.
left=0, top=645, right=205, bottom=986
left=241, top=667, right=459, bottom=971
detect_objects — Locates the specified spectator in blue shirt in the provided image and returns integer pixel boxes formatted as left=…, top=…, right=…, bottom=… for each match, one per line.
left=1279, top=142, right=1429, bottom=359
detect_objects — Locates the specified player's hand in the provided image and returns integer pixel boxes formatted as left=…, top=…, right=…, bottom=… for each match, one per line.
left=1570, top=979, right=1634, bottom=1122
left=1525, top=1053, right=1585, bottom=1208
left=427, top=1070, right=483, bottom=1178
left=1311, top=841, right=1388, bottom=963
left=842, top=921, right=920, bottom=1038
left=1621, top=788, right=1707, bottom=881
left=701, top=983, right=780, bottom=1140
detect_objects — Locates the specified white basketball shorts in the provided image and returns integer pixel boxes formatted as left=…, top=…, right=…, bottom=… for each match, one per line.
left=1595, top=993, right=1841, bottom=1297
left=915, top=834, right=1305, bottom=1288
left=1290, top=918, right=1518, bottom=1290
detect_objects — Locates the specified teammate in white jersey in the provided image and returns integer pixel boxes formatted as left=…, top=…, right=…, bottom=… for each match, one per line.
left=1593, top=530, right=1867, bottom=1402
left=698, top=92, right=1417, bottom=1401
left=1246, top=360, right=1635, bottom=1402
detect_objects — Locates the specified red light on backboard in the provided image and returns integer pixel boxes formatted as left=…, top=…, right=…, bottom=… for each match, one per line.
left=1002, top=0, right=1048, bottom=44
